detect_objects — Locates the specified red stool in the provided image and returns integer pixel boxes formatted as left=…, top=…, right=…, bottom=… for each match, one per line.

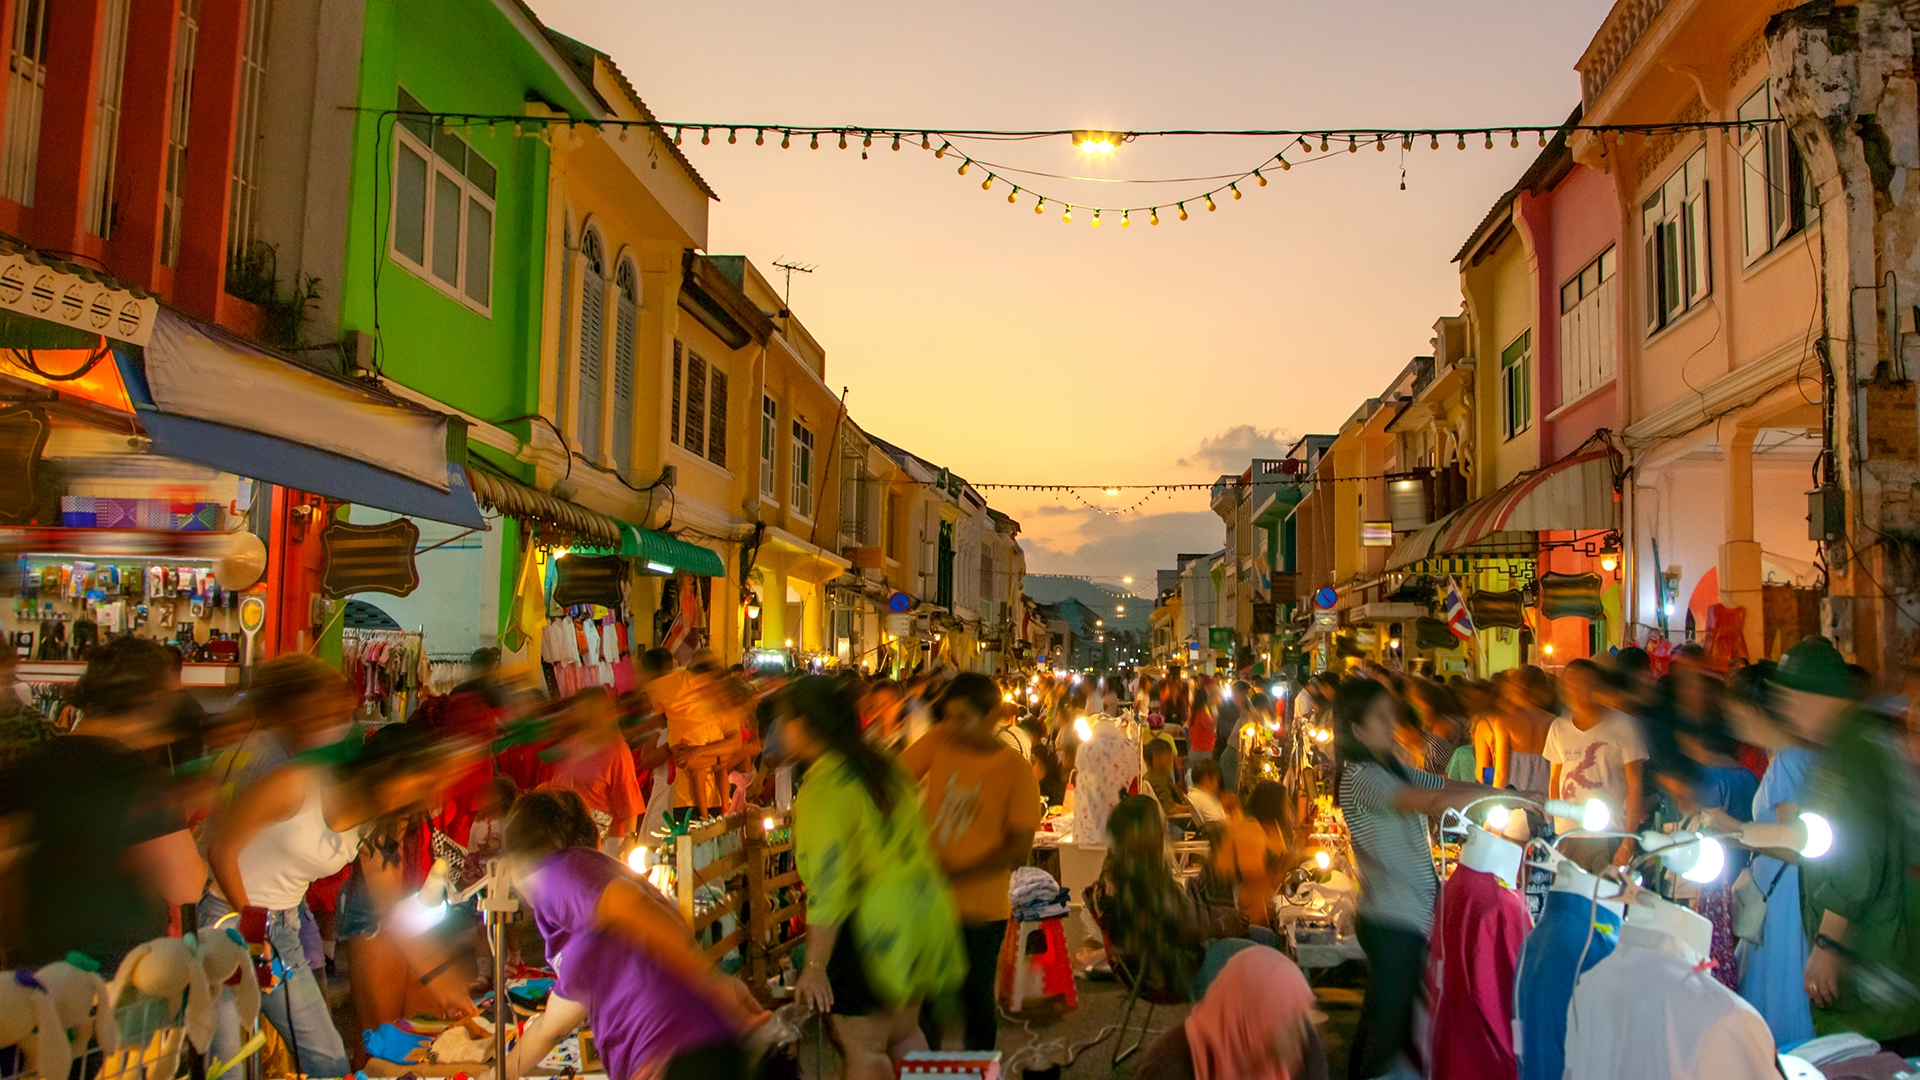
left=996, top=917, right=1077, bottom=1012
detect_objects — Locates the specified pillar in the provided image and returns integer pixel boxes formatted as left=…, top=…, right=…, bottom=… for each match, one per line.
left=171, top=0, right=245, bottom=317
left=1719, top=427, right=1766, bottom=662
left=25, top=0, right=105, bottom=256
left=107, top=0, right=181, bottom=290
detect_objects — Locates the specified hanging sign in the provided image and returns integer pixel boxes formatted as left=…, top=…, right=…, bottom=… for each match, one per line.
left=885, top=613, right=914, bottom=637
left=553, top=553, right=627, bottom=608
left=320, top=518, right=420, bottom=599
left=1313, top=586, right=1337, bottom=609
left=1208, top=627, right=1235, bottom=652
left=0, top=403, right=48, bottom=523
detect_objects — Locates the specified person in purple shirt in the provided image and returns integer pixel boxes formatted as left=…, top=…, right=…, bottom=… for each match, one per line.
left=492, top=790, right=766, bottom=1080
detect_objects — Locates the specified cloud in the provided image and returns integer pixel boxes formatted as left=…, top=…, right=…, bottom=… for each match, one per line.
left=1178, top=424, right=1294, bottom=473
left=1019, top=510, right=1223, bottom=584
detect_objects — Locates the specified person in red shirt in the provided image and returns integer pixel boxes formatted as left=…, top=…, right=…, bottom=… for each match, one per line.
left=547, top=688, right=643, bottom=851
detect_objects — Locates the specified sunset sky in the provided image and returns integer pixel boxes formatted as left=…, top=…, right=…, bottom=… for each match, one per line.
left=528, top=0, right=1618, bottom=596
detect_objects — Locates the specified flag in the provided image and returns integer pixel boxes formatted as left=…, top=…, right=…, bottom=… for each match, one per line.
left=1443, top=577, right=1476, bottom=641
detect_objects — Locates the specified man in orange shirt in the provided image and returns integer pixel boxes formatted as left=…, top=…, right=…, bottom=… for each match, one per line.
left=899, top=672, right=1043, bottom=1050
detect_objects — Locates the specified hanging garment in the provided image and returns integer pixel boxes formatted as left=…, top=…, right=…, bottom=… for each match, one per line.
left=1424, top=864, right=1530, bottom=1079
left=1563, top=923, right=1777, bottom=1080
left=1072, top=719, right=1143, bottom=847
left=1515, top=888, right=1621, bottom=1080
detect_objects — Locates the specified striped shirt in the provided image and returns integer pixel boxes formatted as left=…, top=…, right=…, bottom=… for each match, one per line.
left=1338, top=759, right=1445, bottom=934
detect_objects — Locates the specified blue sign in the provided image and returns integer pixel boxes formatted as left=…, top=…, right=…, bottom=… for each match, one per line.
left=888, top=591, right=911, bottom=614
left=1313, top=586, right=1338, bottom=610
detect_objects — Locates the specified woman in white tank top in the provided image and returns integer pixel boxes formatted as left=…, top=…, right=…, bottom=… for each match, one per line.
left=202, top=722, right=468, bottom=1074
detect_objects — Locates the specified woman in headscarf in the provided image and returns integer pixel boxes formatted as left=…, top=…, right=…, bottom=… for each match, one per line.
left=1133, top=945, right=1326, bottom=1080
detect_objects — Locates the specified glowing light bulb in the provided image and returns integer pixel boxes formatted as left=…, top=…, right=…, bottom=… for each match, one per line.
left=1314, top=850, right=1331, bottom=870
left=921, top=133, right=932, bottom=150
left=763, top=816, right=777, bottom=833
left=1150, top=209, right=1160, bottom=225
left=1035, top=197, right=1045, bottom=215
left=1242, top=724, right=1256, bottom=740
left=1319, top=135, right=1329, bottom=152
left=1254, top=169, right=1266, bottom=186
left=1800, top=812, right=1834, bottom=858
left=781, top=132, right=790, bottom=149
left=1178, top=203, right=1189, bottom=221
left=1485, top=805, right=1511, bottom=832
left=958, top=160, right=969, bottom=175
left=1008, top=186, right=1019, bottom=204
left=1229, top=183, right=1241, bottom=200
left=1314, top=727, right=1331, bottom=743
left=1683, top=836, right=1726, bottom=884
left=981, top=175, right=992, bottom=190
left=1073, top=716, right=1093, bottom=741
left=626, top=845, right=650, bottom=873
left=1279, top=158, right=1290, bottom=171
left=935, top=141, right=949, bottom=159
left=1347, top=136, right=1357, bottom=153
left=1062, top=206, right=1072, bottom=223
left=1091, top=210, right=1102, bottom=227
left=1601, top=554, right=1619, bottom=572
left=1121, top=210, right=1130, bottom=228
left=1543, top=643, right=1555, bottom=656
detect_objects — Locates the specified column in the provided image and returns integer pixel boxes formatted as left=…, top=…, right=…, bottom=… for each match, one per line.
left=171, top=0, right=245, bottom=318
left=1719, top=427, right=1765, bottom=660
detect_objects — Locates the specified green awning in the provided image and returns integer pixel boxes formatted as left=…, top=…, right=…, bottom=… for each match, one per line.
left=617, top=523, right=726, bottom=577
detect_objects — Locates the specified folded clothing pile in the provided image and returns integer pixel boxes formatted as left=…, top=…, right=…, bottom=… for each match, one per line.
left=1009, top=866, right=1069, bottom=922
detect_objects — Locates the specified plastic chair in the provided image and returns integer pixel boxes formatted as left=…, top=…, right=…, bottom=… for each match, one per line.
left=997, top=918, right=1077, bottom=1013
left=1084, top=884, right=1194, bottom=1066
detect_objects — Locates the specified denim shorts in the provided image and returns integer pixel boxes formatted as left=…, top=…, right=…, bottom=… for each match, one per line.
left=336, top=870, right=379, bottom=940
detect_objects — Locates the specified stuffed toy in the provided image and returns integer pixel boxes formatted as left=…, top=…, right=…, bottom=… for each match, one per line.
left=0, top=969, right=70, bottom=1078
left=191, top=929, right=261, bottom=1033
left=106, top=937, right=213, bottom=1055
left=34, top=957, right=115, bottom=1063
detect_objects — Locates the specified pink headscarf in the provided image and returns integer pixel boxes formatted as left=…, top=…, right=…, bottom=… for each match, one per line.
left=1184, top=947, right=1316, bottom=1080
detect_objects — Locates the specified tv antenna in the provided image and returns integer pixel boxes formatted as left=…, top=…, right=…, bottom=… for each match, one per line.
left=771, top=259, right=816, bottom=313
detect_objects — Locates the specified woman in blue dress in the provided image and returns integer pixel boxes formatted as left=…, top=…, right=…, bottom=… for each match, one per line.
left=1732, top=659, right=1818, bottom=1048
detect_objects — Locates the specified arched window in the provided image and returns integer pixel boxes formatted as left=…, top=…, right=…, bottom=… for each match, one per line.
left=611, top=258, right=638, bottom=477
left=554, top=219, right=571, bottom=436
left=577, top=227, right=606, bottom=462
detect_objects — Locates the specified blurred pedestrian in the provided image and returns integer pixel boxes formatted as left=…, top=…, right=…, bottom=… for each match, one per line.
left=1133, top=945, right=1327, bottom=1080
left=1213, top=779, right=1292, bottom=932
left=546, top=687, right=642, bottom=852
left=1543, top=659, right=1647, bottom=871
left=1088, top=795, right=1250, bottom=998
left=785, top=676, right=963, bottom=1080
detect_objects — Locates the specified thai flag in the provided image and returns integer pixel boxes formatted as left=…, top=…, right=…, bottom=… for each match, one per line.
left=1443, top=577, right=1475, bottom=641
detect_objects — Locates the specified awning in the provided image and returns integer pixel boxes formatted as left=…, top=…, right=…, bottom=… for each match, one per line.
left=140, top=410, right=486, bottom=528
left=140, top=310, right=453, bottom=491
left=618, top=522, right=726, bottom=577
left=757, top=525, right=851, bottom=585
left=465, top=468, right=620, bottom=547
left=1386, top=449, right=1618, bottom=570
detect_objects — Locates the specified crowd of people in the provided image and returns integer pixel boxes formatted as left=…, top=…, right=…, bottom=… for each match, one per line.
left=4, top=627, right=1911, bottom=1080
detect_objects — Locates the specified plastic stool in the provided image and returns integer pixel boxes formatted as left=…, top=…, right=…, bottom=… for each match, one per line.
left=997, top=917, right=1077, bottom=1012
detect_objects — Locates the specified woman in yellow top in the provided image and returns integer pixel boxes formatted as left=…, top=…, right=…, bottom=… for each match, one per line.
left=1213, top=780, right=1294, bottom=932
left=786, top=675, right=964, bottom=1080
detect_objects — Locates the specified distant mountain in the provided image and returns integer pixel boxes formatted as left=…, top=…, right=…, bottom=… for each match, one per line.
left=1025, top=575, right=1151, bottom=632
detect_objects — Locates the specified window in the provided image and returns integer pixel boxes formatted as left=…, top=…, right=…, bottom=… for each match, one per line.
left=886, top=492, right=902, bottom=559
left=0, top=0, right=48, bottom=207
left=225, top=0, right=270, bottom=262
left=791, top=421, right=814, bottom=518
left=670, top=340, right=681, bottom=446
left=1501, top=329, right=1531, bottom=440
left=161, top=0, right=200, bottom=265
left=683, top=351, right=706, bottom=457
left=839, top=445, right=873, bottom=549
left=1558, top=248, right=1616, bottom=405
left=611, top=260, right=637, bottom=478
left=670, top=341, right=727, bottom=469
left=575, top=228, right=605, bottom=462
left=86, top=0, right=131, bottom=238
left=1642, top=147, right=1710, bottom=333
left=554, top=222, right=571, bottom=437
left=707, top=366, right=727, bottom=469
left=391, top=88, right=495, bottom=312
left=760, top=395, right=778, bottom=498
left=1738, top=82, right=1812, bottom=263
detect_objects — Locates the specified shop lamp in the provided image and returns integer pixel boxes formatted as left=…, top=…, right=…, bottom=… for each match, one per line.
left=392, top=858, right=485, bottom=936
left=1313, top=727, right=1331, bottom=743
left=1003, top=692, right=1015, bottom=703
left=646, top=560, right=674, bottom=574
left=1640, top=831, right=1727, bottom=884
left=1073, top=715, right=1093, bottom=742
left=1484, top=805, right=1512, bottom=833
left=1313, top=850, right=1331, bottom=870
left=1600, top=553, right=1619, bottom=573
left=1735, top=812, right=1833, bottom=858
left=1544, top=798, right=1613, bottom=832
left=745, top=599, right=762, bottom=620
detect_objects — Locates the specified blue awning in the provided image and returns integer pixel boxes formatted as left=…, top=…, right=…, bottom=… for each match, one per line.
left=137, top=410, right=487, bottom=528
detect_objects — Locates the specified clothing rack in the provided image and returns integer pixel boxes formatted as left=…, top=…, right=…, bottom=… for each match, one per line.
left=343, top=628, right=427, bottom=723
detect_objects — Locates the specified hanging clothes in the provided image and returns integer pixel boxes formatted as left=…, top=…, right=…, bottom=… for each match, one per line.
left=1515, top=887, right=1621, bottom=1080
left=1423, top=863, right=1530, bottom=1080
left=1563, top=923, right=1777, bottom=1080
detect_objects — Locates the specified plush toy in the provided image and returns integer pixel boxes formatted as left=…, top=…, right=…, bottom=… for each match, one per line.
left=34, top=957, right=115, bottom=1062
left=107, top=937, right=213, bottom=1055
left=0, top=969, right=70, bottom=1078
left=191, top=929, right=260, bottom=1032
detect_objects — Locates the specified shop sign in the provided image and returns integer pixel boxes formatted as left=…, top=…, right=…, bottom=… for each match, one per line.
left=1208, top=626, right=1235, bottom=652
left=320, top=518, right=420, bottom=599
left=1312, top=609, right=1337, bottom=633
left=0, top=403, right=48, bottom=523
left=885, top=613, right=913, bottom=637
left=552, top=553, right=626, bottom=608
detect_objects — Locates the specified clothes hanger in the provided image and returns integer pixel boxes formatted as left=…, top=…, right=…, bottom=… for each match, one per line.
left=1455, top=821, right=1525, bottom=886
left=1526, top=839, right=1628, bottom=916
left=1618, top=881, right=1714, bottom=960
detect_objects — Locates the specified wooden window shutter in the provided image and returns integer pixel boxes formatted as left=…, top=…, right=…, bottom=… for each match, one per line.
left=670, top=340, right=682, bottom=446
left=708, top=368, right=728, bottom=469
left=685, top=351, right=707, bottom=458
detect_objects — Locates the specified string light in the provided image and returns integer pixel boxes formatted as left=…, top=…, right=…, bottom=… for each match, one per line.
left=1375, top=135, right=1386, bottom=151
left=981, top=173, right=992, bottom=189
left=1403, top=134, right=1413, bottom=150
left=1062, top=205, right=1072, bottom=223
left=1150, top=208, right=1160, bottom=225
left=838, top=131, right=847, bottom=149
left=891, top=134, right=900, bottom=151
left=958, top=158, right=970, bottom=175
left=1484, top=131, right=1494, bottom=149
left=1204, top=193, right=1217, bottom=211
left=935, top=141, right=950, bottom=159
left=921, top=133, right=931, bottom=150
left=809, top=133, right=818, bottom=149
left=1539, top=129, right=1549, bottom=146
left=1298, top=136, right=1311, bottom=153
left=781, top=131, right=790, bottom=148
left=673, top=126, right=683, bottom=145
left=1091, top=209, right=1102, bottom=227
left=700, top=127, right=710, bottom=144
left=862, top=133, right=872, bottom=148
left=1510, top=129, right=1520, bottom=147
left=1229, top=183, right=1241, bottom=199
left=1034, top=195, right=1045, bottom=214
left=1430, top=133, right=1439, bottom=149
left=1319, top=135, right=1329, bottom=152
left=1253, top=168, right=1266, bottom=186
left=1008, top=185, right=1019, bottom=203
left=754, top=128, right=764, bottom=145
left=727, top=128, right=737, bottom=144
left=1348, top=135, right=1358, bottom=153
left=1121, top=210, right=1130, bottom=228
left=1177, top=202, right=1188, bottom=220
left=1457, top=133, right=1467, bottom=149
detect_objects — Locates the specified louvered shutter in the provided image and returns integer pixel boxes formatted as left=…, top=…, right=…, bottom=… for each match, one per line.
left=670, top=340, right=682, bottom=446
left=612, top=293, right=636, bottom=477
left=708, top=369, right=727, bottom=468
left=578, top=266, right=605, bottom=462
left=684, top=352, right=706, bottom=458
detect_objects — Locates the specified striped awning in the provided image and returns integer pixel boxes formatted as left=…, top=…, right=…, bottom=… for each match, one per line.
left=618, top=523, right=726, bottom=577
left=465, top=468, right=620, bottom=547
left=1386, top=449, right=1618, bottom=571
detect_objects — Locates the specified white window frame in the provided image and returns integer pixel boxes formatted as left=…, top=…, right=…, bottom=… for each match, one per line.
left=791, top=420, right=814, bottom=519
left=1642, top=147, right=1710, bottom=334
left=85, top=0, right=131, bottom=238
left=1558, top=247, right=1616, bottom=406
left=575, top=226, right=606, bottom=462
left=389, top=94, right=496, bottom=317
left=610, top=257, right=638, bottom=479
left=759, top=395, right=779, bottom=500
left=1738, top=82, right=1812, bottom=265
left=224, top=0, right=269, bottom=263
left=0, top=0, right=48, bottom=208
left=160, top=0, right=200, bottom=266
left=1501, top=329, right=1531, bottom=441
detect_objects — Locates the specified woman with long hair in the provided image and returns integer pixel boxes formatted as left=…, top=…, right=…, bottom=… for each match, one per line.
left=1089, top=794, right=1249, bottom=997
left=1331, top=677, right=1486, bottom=1079
left=784, top=675, right=964, bottom=1080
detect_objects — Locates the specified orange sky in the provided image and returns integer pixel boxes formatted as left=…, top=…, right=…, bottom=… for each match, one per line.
left=529, top=0, right=1618, bottom=594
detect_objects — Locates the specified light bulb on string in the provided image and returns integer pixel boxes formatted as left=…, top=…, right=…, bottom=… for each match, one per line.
left=981, top=173, right=992, bottom=190
left=780, top=131, right=791, bottom=149
left=1204, top=193, right=1217, bottom=211
left=935, top=141, right=950, bottom=159
left=1538, top=129, right=1548, bottom=147
left=1430, top=133, right=1439, bottom=149
left=1298, top=136, right=1311, bottom=153
left=753, top=129, right=764, bottom=145
left=1091, top=209, right=1101, bottom=227
left=1375, top=136, right=1386, bottom=151
left=1457, top=133, right=1467, bottom=149
left=700, top=127, right=710, bottom=144
left=921, top=133, right=931, bottom=150
left=1008, top=185, right=1019, bottom=204
left=1177, top=202, right=1188, bottom=221
left=1062, top=205, right=1072, bottom=223
left=862, top=133, right=872, bottom=148
left=1279, top=157, right=1290, bottom=171
left=673, top=126, right=683, bottom=145
left=1484, top=131, right=1494, bottom=149
left=809, top=133, right=818, bottom=149
left=1510, top=130, right=1520, bottom=148
left=1150, top=208, right=1160, bottom=225
left=1120, top=210, right=1130, bottom=228
left=1319, top=135, right=1329, bottom=152
left=1229, top=183, right=1241, bottom=200
left=618, top=122, right=628, bottom=142
left=891, top=134, right=900, bottom=151
left=838, top=132, right=847, bottom=149
left=1348, top=135, right=1358, bottom=153
left=957, top=159, right=970, bottom=175
left=1034, top=196, right=1044, bottom=215
left=1402, top=134, right=1413, bottom=150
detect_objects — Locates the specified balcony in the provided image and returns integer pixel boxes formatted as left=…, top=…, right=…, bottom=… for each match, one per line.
left=1578, top=0, right=1674, bottom=108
